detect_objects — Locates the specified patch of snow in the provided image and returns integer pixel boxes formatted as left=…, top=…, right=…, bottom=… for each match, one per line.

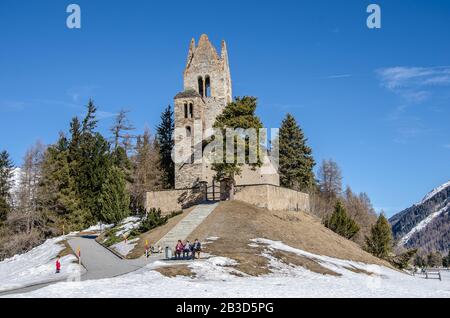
left=111, top=238, right=140, bottom=257
left=418, top=181, right=450, bottom=205
left=0, top=236, right=84, bottom=293
left=115, top=217, right=142, bottom=237
left=206, top=237, right=220, bottom=241
left=399, top=202, right=450, bottom=246
left=6, top=239, right=450, bottom=298
left=83, top=223, right=114, bottom=233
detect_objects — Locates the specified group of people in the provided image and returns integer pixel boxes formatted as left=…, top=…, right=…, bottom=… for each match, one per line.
left=175, top=239, right=201, bottom=260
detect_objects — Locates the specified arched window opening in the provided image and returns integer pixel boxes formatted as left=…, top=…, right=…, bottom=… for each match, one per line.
left=189, top=103, right=193, bottom=118
left=205, top=76, right=211, bottom=97
left=186, top=126, right=192, bottom=138
left=184, top=103, right=188, bottom=118
left=198, top=76, right=204, bottom=97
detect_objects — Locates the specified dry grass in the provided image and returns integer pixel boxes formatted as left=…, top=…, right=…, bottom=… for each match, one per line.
left=154, top=265, right=195, bottom=278
left=186, top=200, right=392, bottom=276
left=57, top=240, right=74, bottom=258
left=127, top=200, right=391, bottom=277
left=272, top=250, right=341, bottom=276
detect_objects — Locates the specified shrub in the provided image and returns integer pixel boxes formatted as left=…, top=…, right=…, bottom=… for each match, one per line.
left=139, top=208, right=168, bottom=233
left=364, top=214, right=393, bottom=259
left=323, top=201, right=360, bottom=240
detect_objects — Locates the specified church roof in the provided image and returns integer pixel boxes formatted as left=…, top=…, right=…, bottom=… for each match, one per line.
left=174, top=89, right=202, bottom=99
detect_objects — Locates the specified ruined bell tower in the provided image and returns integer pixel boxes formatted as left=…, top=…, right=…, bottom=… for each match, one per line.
left=174, top=34, right=232, bottom=189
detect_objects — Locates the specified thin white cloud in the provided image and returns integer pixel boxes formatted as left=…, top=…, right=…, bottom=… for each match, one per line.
left=97, top=111, right=118, bottom=120
left=377, top=66, right=450, bottom=89
left=323, top=74, right=352, bottom=79
left=377, top=66, right=450, bottom=107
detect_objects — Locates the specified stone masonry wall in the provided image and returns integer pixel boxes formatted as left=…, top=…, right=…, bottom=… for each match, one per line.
left=146, top=187, right=205, bottom=215
left=234, top=184, right=310, bottom=212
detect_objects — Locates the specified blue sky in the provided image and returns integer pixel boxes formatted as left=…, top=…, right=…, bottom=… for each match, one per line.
left=0, top=0, right=449, bottom=216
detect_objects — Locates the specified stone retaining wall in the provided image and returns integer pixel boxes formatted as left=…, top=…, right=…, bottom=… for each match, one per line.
left=146, top=187, right=205, bottom=215
left=146, top=184, right=309, bottom=214
left=234, top=184, right=310, bottom=212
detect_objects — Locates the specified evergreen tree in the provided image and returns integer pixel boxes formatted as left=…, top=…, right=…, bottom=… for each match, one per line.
left=323, top=200, right=360, bottom=239
left=98, top=165, right=130, bottom=224
left=365, top=213, right=393, bottom=259
left=156, top=105, right=174, bottom=189
left=279, top=114, right=315, bottom=192
left=212, top=96, right=263, bottom=198
left=81, top=99, right=98, bottom=134
left=0, top=150, right=14, bottom=223
left=38, top=133, right=82, bottom=232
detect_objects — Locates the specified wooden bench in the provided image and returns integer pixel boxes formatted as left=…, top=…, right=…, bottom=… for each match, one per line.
left=425, top=270, right=442, bottom=281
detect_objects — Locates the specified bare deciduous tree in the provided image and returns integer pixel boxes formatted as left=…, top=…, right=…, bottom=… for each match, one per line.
left=317, top=159, right=342, bottom=199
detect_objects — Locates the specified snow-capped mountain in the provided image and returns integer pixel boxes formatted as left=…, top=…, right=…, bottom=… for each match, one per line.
left=389, top=181, right=450, bottom=254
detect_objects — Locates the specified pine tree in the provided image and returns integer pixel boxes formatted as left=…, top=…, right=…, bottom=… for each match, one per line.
left=98, top=165, right=130, bottom=224
left=38, top=133, right=82, bottom=232
left=0, top=150, right=14, bottom=223
left=365, top=213, right=393, bottom=259
left=212, top=96, right=263, bottom=198
left=323, top=200, right=360, bottom=239
left=156, top=105, right=174, bottom=189
left=81, top=99, right=98, bottom=134
left=279, top=114, right=315, bottom=192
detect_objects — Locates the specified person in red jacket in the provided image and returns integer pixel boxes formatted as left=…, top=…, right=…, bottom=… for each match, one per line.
left=56, top=256, right=61, bottom=274
left=175, top=240, right=184, bottom=259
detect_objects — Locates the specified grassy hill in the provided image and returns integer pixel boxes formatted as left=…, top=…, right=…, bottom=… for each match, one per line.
left=131, top=200, right=390, bottom=277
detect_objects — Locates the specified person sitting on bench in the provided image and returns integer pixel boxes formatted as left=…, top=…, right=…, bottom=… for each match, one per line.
left=183, top=240, right=192, bottom=259
left=192, top=239, right=202, bottom=260
left=175, top=240, right=184, bottom=259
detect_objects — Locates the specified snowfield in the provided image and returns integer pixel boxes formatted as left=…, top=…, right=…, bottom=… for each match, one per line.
left=0, top=236, right=84, bottom=293
left=111, top=238, right=140, bottom=257
left=2, top=238, right=450, bottom=298
left=399, top=202, right=450, bottom=246
left=419, top=181, right=450, bottom=205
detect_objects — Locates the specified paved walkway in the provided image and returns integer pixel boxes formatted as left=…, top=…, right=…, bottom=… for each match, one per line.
left=67, top=236, right=150, bottom=280
left=2, top=202, right=220, bottom=296
left=156, top=202, right=219, bottom=250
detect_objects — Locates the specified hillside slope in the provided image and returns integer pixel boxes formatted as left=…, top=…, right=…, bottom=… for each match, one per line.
left=186, top=200, right=389, bottom=276
left=389, top=181, right=450, bottom=254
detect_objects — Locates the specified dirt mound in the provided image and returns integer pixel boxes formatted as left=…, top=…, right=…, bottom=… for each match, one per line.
left=183, top=200, right=390, bottom=276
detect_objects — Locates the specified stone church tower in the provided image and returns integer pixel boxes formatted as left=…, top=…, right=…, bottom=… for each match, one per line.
left=174, top=34, right=279, bottom=190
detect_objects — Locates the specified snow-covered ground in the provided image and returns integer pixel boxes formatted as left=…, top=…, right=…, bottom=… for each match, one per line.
left=114, top=216, right=142, bottom=238
left=111, top=238, right=140, bottom=257
left=0, top=236, right=84, bottom=293
left=3, top=239, right=450, bottom=298
left=84, top=222, right=114, bottom=233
